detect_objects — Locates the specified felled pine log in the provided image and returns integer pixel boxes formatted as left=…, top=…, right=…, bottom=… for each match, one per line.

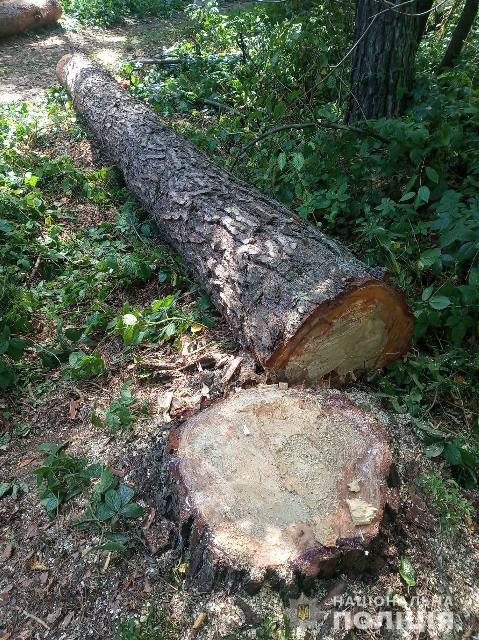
left=57, top=54, right=413, bottom=385
left=162, top=387, right=392, bottom=592
left=0, top=0, right=62, bottom=37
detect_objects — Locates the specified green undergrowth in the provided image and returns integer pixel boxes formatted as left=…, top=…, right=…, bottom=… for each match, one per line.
left=0, top=98, right=214, bottom=398
left=118, top=0, right=479, bottom=487
left=61, top=0, right=187, bottom=27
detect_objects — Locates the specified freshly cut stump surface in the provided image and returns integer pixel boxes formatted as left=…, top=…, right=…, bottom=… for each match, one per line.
left=167, top=387, right=392, bottom=588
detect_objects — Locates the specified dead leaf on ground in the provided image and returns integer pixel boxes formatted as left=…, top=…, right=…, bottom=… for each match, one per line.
left=69, top=399, right=81, bottom=420
left=17, top=458, right=35, bottom=468
left=2, top=543, right=13, bottom=559
left=192, top=612, right=207, bottom=631
left=29, top=560, right=48, bottom=571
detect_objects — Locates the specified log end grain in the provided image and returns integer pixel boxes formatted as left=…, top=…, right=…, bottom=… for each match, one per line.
left=166, top=387, right=392, bottom=589
left=267, top=280, right=413, bottom=385
left=0, top=0, right=62, bottom=37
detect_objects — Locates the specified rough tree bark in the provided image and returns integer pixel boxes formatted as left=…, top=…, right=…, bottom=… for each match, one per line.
left=57, top=54, right=413, bottom=385
left=0, top=0, right=62, bottom=37
left=438, top=0, right=478, bottom=70
left=161, top=387, right=393, bottom=592
left=346, top=0, right=434, bottom=123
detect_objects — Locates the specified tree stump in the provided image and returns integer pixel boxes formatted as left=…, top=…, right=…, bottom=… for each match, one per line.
left=0, top=0, right=62, bottom=37
left=163, top=387, right=392, bottom=591
left=57, top=54, right=414, bottom=386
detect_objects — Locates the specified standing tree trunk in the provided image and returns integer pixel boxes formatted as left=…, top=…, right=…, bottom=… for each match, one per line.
left=438, top=0, right=478, bottom=70
left=57, top=54, right=414, bottom=385
left=346, top=0, right=433, bottom=123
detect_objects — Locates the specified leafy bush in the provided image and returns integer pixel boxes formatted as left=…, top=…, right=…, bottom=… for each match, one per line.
left=61, top=0, right=186, bottom=27
left=34, top=442, right=102, bottom=515
left=92, top=382, right=144, bottom=433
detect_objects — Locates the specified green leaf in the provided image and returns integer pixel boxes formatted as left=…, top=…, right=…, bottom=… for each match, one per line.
left=40, top=494, right=60, bottom=513
left=121, top=502, right=144, bottom=519
left=399, top=191, right=415, bottom=202
left=425, top=166, right=439, bottom=183
left=91, top=411, right=104, bottom=429
left=399, top=556, right=416, bottom=587
left=444, top=442, right=462, bottom=466
left=6, top=337, right=27, bottom=361
left=0, top=358, right=15, bottom=390
left=429, top=296, right=451, bottom=310
left=96, top=501, right=116, bottom=521
left=117, top=483, right=135, bottom=506
left=0, top=482, right=12, bottom=499
left=277, top=152, right=286, bottom=171
left=424, top=443, right=444, bottom=458
left=292, top=152, right=304, bottom=171
left=417, top=185, right=430, bottom=203
left=105, top=488, right=122, bottom=513
left=93, top=468, right=117, bottom=498
left=419, top=248, right=441, bottom=268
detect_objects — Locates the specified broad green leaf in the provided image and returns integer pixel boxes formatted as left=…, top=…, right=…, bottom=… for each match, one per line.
left=444, top=442, right=462, bottom=466
left=121, top=502, right=144, bottom=519
left=399, top=556, right=416, bottom=587
left=118, top=483, right=135, bottom=506
left=0, top=482, right=12, bottom=499
left=429, top=296, right=451, bottom=310
left=425, top=166, right=439, bottom=183
left=292, top=152, right=304, bottom=171
left=417, top=185, right=430, bottom=203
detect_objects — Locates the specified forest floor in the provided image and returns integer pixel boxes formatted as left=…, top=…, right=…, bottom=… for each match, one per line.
left=0, top=16, right=185, bottom=103
left=1, top=10, right=478, bottom=640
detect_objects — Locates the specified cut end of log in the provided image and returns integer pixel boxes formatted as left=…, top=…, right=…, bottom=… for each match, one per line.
left=168, top=387, right=392, bottom=586
left=267, top=280, right=413, bottom=384
left=0, top=0, right=62, bottom=37
left=56, top=53, right=414, bottom=387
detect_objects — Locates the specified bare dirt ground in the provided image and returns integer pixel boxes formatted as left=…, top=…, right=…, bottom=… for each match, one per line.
left=1, top=12, right=479, bottom=640
left=0, top=17, right=183, bottom=103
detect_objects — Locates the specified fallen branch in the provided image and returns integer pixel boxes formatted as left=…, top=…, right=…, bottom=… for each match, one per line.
left=133, top=57, right=183, bottom=67
left=230, top=120, right=388, bottom=168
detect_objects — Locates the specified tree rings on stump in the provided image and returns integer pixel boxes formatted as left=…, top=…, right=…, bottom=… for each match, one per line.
left=165, top=387, right=392, bottom=591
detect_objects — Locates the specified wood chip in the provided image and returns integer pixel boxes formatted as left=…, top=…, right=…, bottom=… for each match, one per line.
left=347, top=480, right=361, bottom=492
left=192, top=612, right=207, bottom=631
left=69, top=399, right=81, bottom=420
left=29, top=560, right=48, bottom=571
left=157, top=391, right=174, bottom=422
left=347, top=499, right=378, bottom=526
left=221, top=356, right=243, bottom=385
left=17, top=458, right=35, bottom=468
left=2, top=543, right=13, bottom=559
